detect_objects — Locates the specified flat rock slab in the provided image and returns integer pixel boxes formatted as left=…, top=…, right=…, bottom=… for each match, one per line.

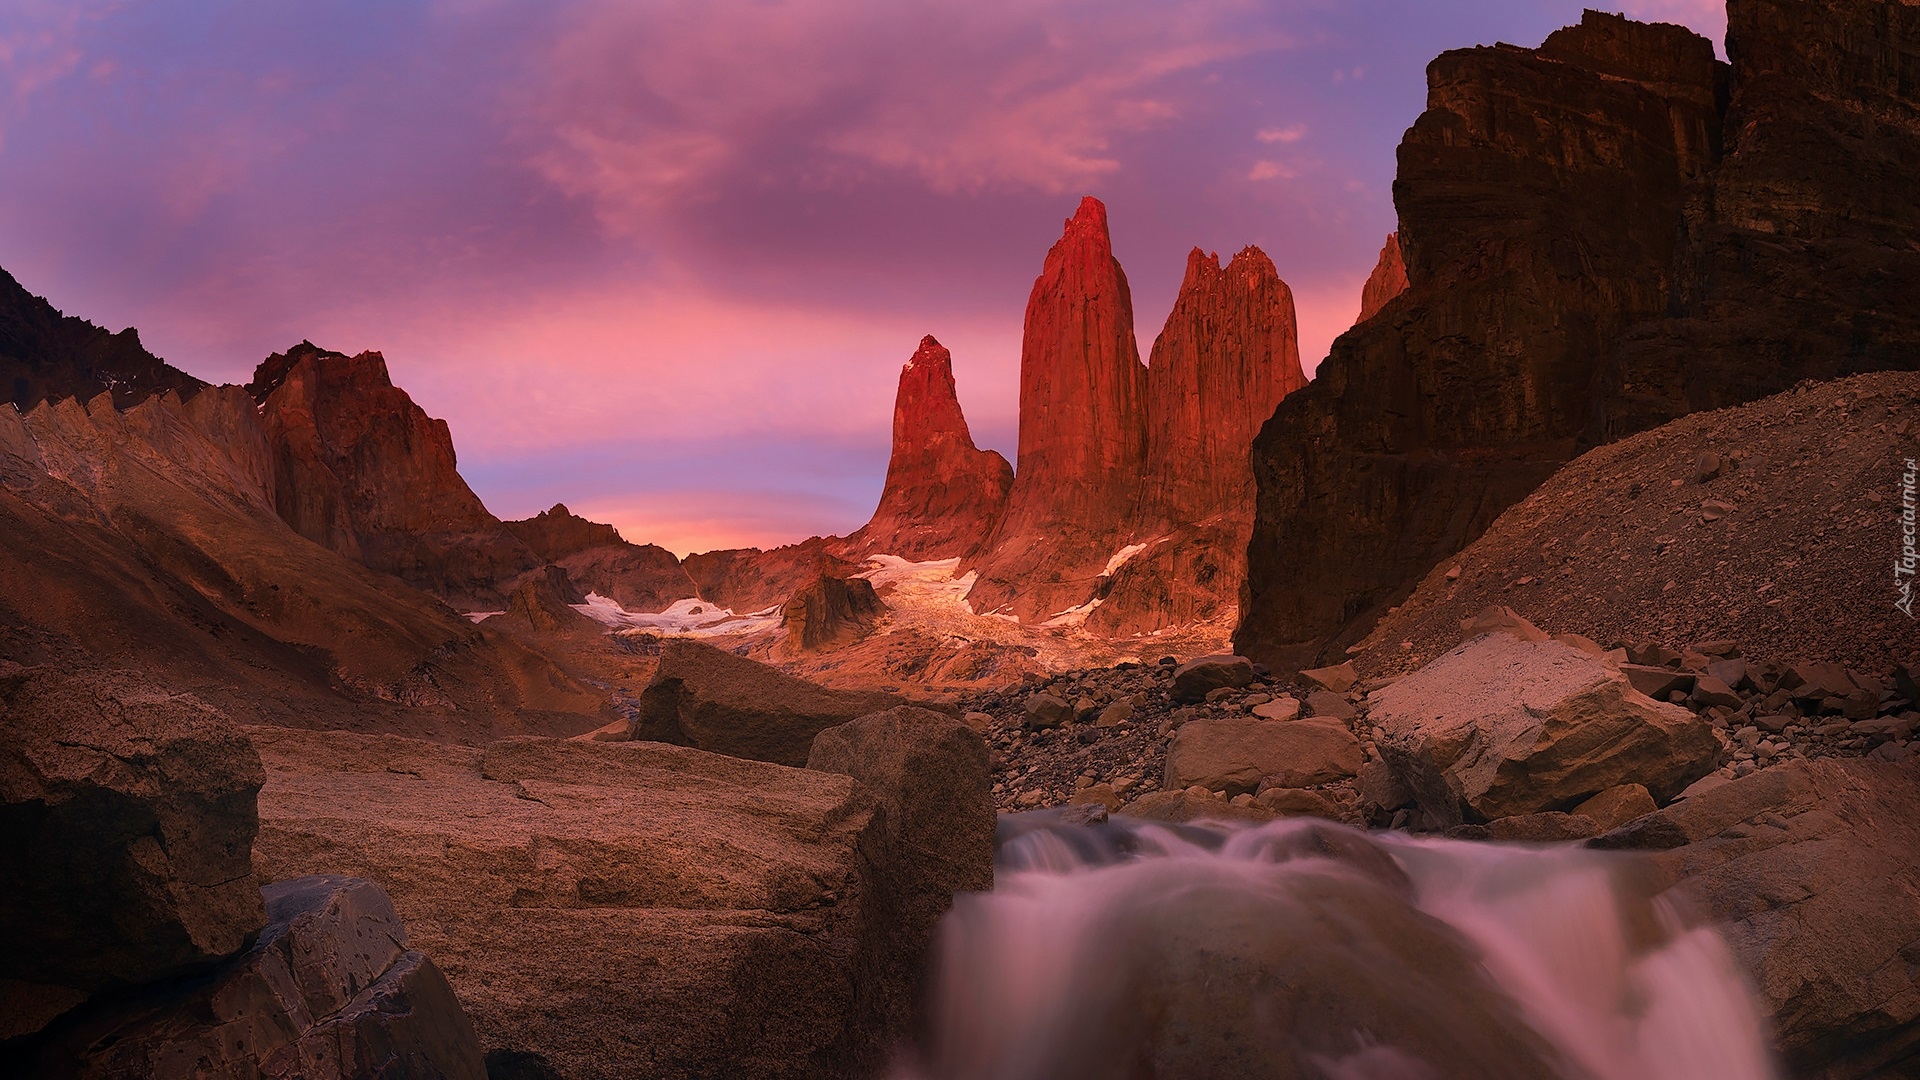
left=1371, top=635, right=1719, bottom=825
left=1595, top=759, right=1920, bottom=1079
left=1163, top=717, right=1361, bottom=795
left=247, top=726, right=891, bottom=1080
left=631, top=638, right=904, bottom=766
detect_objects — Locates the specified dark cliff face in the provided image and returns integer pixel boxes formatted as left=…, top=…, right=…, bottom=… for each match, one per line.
left=0, top=269, right=205, bottom=411
left=1236, top=3, right=1920, bottom=672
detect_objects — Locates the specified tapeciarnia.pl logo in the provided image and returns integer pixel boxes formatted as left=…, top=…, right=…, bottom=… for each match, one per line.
left=1898, top=457, right=1917, bottom=617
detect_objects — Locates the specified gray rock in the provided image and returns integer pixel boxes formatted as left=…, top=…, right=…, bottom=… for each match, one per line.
left=1370, top=635, right=1719, bottom=826
left=1024, top=693, right=1072, bottom=729
left=1170, top=655, right=1256, bottom=703
left=1163, top=718, right=1361, bottom=796
left=1250, top=696, right=1300, bottom=721
left=1592, top=760, right=1920, bottom=1078
left=1095, top=701, right=1134, bottom=728
left=1305, top=690, right=1357, bottom=721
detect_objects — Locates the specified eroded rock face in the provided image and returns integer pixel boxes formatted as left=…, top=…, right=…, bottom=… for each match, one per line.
left=498, top=565, right=600, bottom=636
left=682, top=539, right=864, bottom=615
left=251, top=342, right=537, bottom=609
left=1596, top=759, right=1920, bottom=1079
left=503, top=504, right=698, bottom=614
left=17, top=875, right=487, bottom=1079
left=965, top=197, right=1148, bottom=624
left=248, top=725, right=991, bottom=1080
left=780, top=574, right=884, bottom=652
left=0, top=669, right=265, bottom=1035
left=1356, top=232, right=1408, bottom=323
left=1239, top=3, right=1920, bottom=670
left=631, top=639, right=904, bottom=766
left=1370, top=634, right=1720, bottom=826
left=849, top=337, right=1012, bottom=562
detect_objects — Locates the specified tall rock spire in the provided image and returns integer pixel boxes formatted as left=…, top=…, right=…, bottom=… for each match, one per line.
left=849, top=335, right=1011, bottom=560
left=1084, top=245, right=1306, bottom=636
left=964, top=196, right=1149, bottom=622
left=1140, top=245, right=1304, bottom=526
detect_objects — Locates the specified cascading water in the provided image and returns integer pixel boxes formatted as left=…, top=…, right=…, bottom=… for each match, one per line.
left=901, top=812, right=1777, bottom=1080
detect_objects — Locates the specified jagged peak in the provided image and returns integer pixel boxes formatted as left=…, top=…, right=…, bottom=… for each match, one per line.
left=904, top=334, right=946, bottom=372
left=247, top=341, right=392, bottom=402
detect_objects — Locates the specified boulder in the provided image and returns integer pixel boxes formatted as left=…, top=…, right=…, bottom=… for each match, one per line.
left=1621, top=664, right=1695, bottom=700
left=1170, top=655, right=1256, bottom=703
left=0, top=668, right=265, bottom=1035
left=1370, top=635, right=1720, bottom=826
left=1163, top=718, right=1362, bottom=796
left=18, top=876, right=486, bottom=1079
left=629, top=638, right=903, bottom=766
left=1251, top=788, right=1347, bottom=822
left=247, top=725, right=964, bottom=1080
left=1023, top=693, right=1072, bottom=729
left=1304, top=690, right=1356, bottom=721
left=1690, top=676, right=1744, bottom=710
left=779, top=574, right=884, bottom=652
left=1250, top=695, right=1300, bottom=721
left=1592, top=760, right=1920, bottom=1079
left=1298, top=661, right=1358, bottom=693
left=806, top=706, right=995, bottom=1007
left=1569, top=784, right=1656, bottom=831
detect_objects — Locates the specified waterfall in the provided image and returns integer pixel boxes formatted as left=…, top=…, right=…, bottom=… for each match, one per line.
left=902, top=812, right=1777, bottom=1080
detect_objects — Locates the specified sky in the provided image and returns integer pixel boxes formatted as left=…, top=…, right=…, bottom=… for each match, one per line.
left=0, top=0, right=1724, bottom=555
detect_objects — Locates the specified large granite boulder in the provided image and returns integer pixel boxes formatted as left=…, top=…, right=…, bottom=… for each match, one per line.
left=1370, top=634, right=1719, bottom=825
left=1592, top=759, right=1920, bottom=1079
left=630, top=638, right=903, bottom=766
left=247, top=724, right=991, bottom=1079
left=15, top=875, right=485, bottom=1079
left=1162, top=718, right=1362, bottom=796
left=779, top=574, right=885, bottom=652
left=807, top=706, right=995, bottom=1035
left=0, top=668, right=265, bottom=1037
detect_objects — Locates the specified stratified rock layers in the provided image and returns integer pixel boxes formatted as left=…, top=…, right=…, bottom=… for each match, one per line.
left=849, top=336, right=1011, bottom=561
left=965, top=197, right=1148, bottom=624
left=1238, top=4, right=1920, bottom=670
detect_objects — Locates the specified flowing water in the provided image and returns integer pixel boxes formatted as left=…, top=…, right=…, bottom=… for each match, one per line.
left=902, top=812, right=1777, bottom=1080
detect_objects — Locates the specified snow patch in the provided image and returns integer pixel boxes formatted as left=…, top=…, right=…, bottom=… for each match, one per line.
left=572, top=593, right=781, bottom=637
left=1102, top=541, right=1151, bottom=577
left=465, top=611, right=503, bottom=623
left=1040, top=595, right=1103, bottom=628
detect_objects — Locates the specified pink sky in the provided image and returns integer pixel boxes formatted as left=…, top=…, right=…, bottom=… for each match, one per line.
left=0, top=0, right=1725, bottom=555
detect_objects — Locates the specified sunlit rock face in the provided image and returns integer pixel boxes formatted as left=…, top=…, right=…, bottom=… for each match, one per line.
left=849, top=336, right=1012, bottom=563
left=964, top=196, right=1150, bottom=626
left=1356, top=232, right=1408, bottom=324
left=1087, top=246, right=1306, bottom=637
left=250, top=341, right=538, bottom=609
left=964, top=200, right=1308, bottom=637
left=1238, top=2, right=1920, bottom=672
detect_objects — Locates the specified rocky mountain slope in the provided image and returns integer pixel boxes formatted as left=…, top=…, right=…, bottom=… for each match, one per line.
left=1238, top=2, right=1920, bottom=672
left=1, top=267, right=205, bottom=412
left=0, top=385, right=606, bottom=739
left=1350, top=370, right=1920, bottom=678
